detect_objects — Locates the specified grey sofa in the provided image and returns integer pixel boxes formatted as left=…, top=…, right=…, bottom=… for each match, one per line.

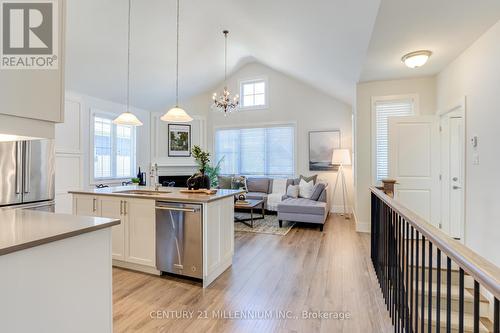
left=278, top=183, right=330, bottom=231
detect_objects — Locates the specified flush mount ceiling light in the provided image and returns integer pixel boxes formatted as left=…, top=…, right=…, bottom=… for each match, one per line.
left=161, top=0, right=193, bottom=123
left=401, top=50, right=432, bottom=69
left=114, top=0, right=143, bottom=127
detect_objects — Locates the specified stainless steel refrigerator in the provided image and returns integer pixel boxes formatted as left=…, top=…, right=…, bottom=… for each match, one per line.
left=0, top=140, right=55, bottom=207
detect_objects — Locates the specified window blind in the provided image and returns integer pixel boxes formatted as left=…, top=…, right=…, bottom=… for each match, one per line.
left=215, top=126, right=294, bottom=177
left=375, top=99, right=414, bottom=181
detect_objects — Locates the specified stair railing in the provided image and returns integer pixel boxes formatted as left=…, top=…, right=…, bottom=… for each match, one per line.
left=371, top=187, right=500, bottom=333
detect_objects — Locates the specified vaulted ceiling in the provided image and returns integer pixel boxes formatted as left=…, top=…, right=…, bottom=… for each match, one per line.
left=65, top=0, right=500, bottom=111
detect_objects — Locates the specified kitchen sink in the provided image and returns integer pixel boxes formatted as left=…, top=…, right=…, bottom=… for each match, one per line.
left=114, top=190, right=171, bottom=195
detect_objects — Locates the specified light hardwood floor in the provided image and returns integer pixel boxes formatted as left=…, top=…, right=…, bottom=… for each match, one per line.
left=113, top=214, right=393, bottom=333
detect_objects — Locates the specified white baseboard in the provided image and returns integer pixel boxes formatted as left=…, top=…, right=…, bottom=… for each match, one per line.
left=352, top=210, right=370, bottom=233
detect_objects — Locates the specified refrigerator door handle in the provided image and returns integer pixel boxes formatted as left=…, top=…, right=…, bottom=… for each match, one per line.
left=23, top=141, right=31, bottom=194
left=15, top=142, right=23, bottom=194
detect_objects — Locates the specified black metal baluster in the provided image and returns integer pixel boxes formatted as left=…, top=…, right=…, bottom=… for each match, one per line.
left=473, top=281, right=479, bottom=333
left=494, top=297, right=499, bottom=333
left=394, top=211, right=397, bottom=332
left=415, top=230, right=420, bottom=333
left=446, top=258, right=451, bottom=333
left=410, top=226, right=415, bottom=333
left=421, top=236, right=426, bottom=333
left=428, top=243, right=433, bottom=333
left=390, top=208, right=394, bottom=321
left=399, top=216, right=403, bottom=333
left=436, top=249, right=441, bottom=333
left=396, top=215, right=401, bottom=332
left=405, top=220, right=410, bottom=332
left=459, top=268, right=464, bottom=333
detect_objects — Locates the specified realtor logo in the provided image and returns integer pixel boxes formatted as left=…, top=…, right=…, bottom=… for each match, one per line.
left=1, top=0, right=58, bottom=69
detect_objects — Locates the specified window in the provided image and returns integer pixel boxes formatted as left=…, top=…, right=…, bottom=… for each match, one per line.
left=93, top=113, right=136, bottom=180
left=239, top=78, right=267, bottom=109
left=373, top=96, right=416, bottom=182
left=215, top=125, right=295, bottom=177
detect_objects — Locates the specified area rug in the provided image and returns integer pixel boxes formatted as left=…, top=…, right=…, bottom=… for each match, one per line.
left=234, top=212, right=295, bottom=236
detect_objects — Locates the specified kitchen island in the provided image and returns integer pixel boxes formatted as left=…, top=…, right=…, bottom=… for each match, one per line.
left=0, top=208, right=119, bottom=333
left=69, top=186, right=243, bottom=287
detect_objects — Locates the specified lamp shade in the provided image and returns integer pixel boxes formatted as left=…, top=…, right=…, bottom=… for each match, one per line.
left=332, top=149, right=351, bottom=166
left=113, top=112, right=143, bottom=126
left=160, top=106, right=193, bottom=123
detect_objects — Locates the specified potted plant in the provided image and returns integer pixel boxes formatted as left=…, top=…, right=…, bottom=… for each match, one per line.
left=188, top=146, right=211, bottom=189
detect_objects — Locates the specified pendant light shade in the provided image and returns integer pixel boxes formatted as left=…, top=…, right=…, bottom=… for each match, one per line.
left=113, top=111, right=143, bottom=126
left=114, top=0, right=143, bottom=127
left=161, top=0, right=192, bottom=123
left=160, top=106, right=193, bottom=122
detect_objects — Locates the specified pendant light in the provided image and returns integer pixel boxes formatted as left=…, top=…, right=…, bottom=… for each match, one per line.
left=212, top=30, right=239, bottom=115
left=114, top=0, right=143, bottom=126
left=161, top=0, right=193, bottom=123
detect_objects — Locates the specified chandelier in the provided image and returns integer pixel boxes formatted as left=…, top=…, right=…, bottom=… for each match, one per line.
left=212, top=30, right=239, bottom=115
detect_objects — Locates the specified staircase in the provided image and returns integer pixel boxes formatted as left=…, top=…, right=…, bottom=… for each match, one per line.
left=410, top=261, right=494, bottom=333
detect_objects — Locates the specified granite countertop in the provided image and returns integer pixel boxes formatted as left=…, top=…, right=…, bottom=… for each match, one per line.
left=69, top=186, right=244, bottom=203
left=0, top=209, right=120, bottom=256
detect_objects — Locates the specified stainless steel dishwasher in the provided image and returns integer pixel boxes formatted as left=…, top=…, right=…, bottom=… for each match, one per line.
left=156, top=201, right=203, bottom=279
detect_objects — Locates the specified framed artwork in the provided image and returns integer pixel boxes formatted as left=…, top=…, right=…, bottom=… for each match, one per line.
left=168, top=124, right=191, bottom=157
left=309, top=130, right=341, bottom=171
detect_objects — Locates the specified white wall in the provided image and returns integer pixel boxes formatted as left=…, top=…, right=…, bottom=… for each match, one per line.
left=201, top=62, right=354, bottom=213
left=436, top=20, right=500, bottom=267
left=354, top=77, right=436, bottom=231
left=55, top=91, right=152, bottom=213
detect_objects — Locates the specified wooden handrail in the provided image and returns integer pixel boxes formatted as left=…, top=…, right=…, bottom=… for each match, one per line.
left=371, top=187, right=500, bottom=300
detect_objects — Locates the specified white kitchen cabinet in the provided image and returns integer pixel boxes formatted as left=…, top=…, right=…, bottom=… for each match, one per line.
left=73, top=194, right=98, bottom=217
left=99, top=196, right=125, bottom=261
left=124, top=199, right=156, bottom=267
left=73, top=194, right=156, bottom=272
left=0, top=0, right=65, bottom=124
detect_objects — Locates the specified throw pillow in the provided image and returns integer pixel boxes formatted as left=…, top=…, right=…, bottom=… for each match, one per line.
left=286, top=184, right=300, bottom=198
left=309, top=183, right=326, bottom=201
left=271, top=178, right=288, bottom=194
left=218, top=176, right=232, bottom=189
left=231, top=176, right=247, bottom=191
left=299, top=174, right=318, bottom=185
left=298, top=178, right=314, bottom=198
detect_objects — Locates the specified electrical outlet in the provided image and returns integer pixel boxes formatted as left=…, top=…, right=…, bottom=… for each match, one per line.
left=472, top=153, right=480, bottom=165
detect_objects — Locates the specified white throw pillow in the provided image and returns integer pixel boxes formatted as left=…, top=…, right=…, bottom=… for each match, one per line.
left=286, top=185, right=300, bottom=198
left=298, top=178, right=314, bottom=199
left=271, top=178, right=288, bottom=194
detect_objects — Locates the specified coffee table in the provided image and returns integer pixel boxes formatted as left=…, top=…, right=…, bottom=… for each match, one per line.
left=234, top=199, right=265, bottom=228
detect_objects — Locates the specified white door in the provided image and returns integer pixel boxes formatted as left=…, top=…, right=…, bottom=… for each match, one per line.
left=100, top=197, right=125, bottom=261
left=440, top=107, right=465, bottom=239
left=389, top=116, right=440, bottom=226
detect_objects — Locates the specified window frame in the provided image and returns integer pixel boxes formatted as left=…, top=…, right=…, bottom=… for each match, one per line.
left=90, top=109, right=137, bottom=183
left=238, top=77, right=269, bottom=110
left=213, top=122, right=297, bottom=178
left=371, top=94, right=419, bottom=185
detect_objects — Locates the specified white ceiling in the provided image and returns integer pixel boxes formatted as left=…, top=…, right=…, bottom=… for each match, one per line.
left=65, top=0, right=500, bottom=111
left=360, top=0, right=500, bottom=82
left=65, top=0, right=380, bottom=111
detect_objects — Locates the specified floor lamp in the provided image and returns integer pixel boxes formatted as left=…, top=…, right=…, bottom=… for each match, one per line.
left=331, top=149, right=351, bottom=219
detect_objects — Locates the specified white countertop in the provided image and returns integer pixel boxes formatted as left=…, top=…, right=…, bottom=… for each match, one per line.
left=69, top=185, right=244, bottom=203
left=0, top=209, right=120, bottom=256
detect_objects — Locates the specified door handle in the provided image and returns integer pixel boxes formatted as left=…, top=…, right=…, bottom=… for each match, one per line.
left=15, top=142, right=22, bottom=194
left=120, top=200, right=123, bottom=215
left=24, top=141, right=31, bottom=193
left=93, top=198, right=97, bottom=212
left=155, top=206, right=197, bottom=213
left=123, top=201, right=127, bottom=215
left=452, top=185, right=462, bottom=190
